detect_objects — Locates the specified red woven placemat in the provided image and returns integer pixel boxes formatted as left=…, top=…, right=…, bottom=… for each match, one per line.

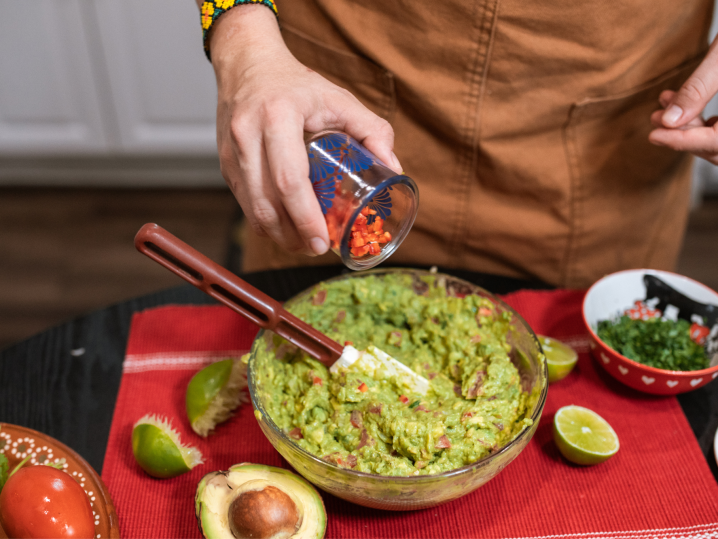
left=102, top=290, right=718, bottom=538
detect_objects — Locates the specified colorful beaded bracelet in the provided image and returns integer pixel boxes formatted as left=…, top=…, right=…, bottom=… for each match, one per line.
left=201, top=0, right=278, bottom=61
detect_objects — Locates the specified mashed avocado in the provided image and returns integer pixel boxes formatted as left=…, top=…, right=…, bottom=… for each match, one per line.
left=253, top=274, right=536, bottom=477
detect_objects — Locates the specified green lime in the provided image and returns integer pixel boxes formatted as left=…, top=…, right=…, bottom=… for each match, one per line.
left=538, top=335, right=578, bottom=383
left=553, top=405, right=619, bottom=465
left=186, top=358, right=247, bottom=437
left=132, top=414, right=203, bottom=478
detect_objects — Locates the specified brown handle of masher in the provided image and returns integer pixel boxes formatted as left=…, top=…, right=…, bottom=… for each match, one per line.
left=134, top=223, right=343, bottom=365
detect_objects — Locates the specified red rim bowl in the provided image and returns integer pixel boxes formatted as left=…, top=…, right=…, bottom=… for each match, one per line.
left=582, top=269, right=718, bottom=396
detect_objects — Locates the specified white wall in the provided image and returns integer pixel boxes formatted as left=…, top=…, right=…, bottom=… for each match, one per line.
left=0, top=0, right=224, bottom=186
left=0, top=0, right=717, bottom=191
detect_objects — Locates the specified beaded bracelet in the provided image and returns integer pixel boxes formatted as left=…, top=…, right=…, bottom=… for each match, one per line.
left=201, top=0, right=278, bottom=61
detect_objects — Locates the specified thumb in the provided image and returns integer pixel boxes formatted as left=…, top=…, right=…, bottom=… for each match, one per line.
left=662, top=42, right=718, bottom=128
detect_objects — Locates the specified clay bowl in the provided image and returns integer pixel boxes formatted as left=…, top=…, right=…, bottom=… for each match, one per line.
left=582, top=269, right=718, bottom=395
left=0, top=423, right=119, bottom=538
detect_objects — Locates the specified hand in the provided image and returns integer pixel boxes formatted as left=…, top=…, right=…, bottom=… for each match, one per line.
left=207, top=6, right=401, bottom=256
left=649, top=38, right=718, bottom=165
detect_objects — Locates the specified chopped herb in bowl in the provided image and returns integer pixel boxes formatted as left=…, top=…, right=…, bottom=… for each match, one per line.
left=596, top=316, right=709, bottom=372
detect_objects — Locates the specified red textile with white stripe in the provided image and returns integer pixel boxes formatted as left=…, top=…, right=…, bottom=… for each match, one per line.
left=102, top=291, right=718, bottom=538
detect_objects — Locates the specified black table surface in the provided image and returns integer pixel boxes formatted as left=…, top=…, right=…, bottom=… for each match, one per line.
left=1, top=264, right=717, bottom=481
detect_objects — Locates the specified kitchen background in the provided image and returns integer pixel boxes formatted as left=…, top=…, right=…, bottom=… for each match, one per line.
left=0, top=1, right=716, bottom=349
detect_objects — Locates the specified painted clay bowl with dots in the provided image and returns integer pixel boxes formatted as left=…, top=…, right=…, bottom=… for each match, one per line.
left=0, top=423, right=119, bottom=538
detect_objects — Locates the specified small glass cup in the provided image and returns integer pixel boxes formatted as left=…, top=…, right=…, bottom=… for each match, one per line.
left=306, top=131, right=419, bottom=271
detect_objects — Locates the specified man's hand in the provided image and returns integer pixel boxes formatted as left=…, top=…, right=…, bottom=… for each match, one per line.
left=207, top=5, right=401, bottom=256
left=649, top=38, right=718, bottom=164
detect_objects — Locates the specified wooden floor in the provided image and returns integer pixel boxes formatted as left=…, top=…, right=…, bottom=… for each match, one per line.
left=0, top=187, right=716, bottom=350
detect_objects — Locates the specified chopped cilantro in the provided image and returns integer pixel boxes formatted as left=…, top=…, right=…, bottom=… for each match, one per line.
left=597, top=316, right=709, bottom=372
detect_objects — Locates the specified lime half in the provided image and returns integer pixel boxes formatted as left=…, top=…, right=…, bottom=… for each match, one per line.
left=553, top=405, right=619, bottom=465
left=539, top=335, right=578, bottom=383
left=132, top=414, right=204, bottom=478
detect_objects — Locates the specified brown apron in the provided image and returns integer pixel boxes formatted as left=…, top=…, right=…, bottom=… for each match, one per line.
left=242, top=0, right=713, bottom=288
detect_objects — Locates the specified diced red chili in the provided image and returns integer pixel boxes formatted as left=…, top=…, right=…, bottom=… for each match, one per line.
left=358, top=382, right=368, bottom=393
left=399, top=395, right=409, bottom=404
left=690, top=322, right=710, bottom=345
left=313, top=376, right=323, bottom=386
left=478, top=307, right=493, bottom=317
left=349, top=206, right=390, bottom=258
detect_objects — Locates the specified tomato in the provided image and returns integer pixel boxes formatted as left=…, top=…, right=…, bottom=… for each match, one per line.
left=0, top=465, right=94, bottom=539
left=348, top=207, right=391, bottom=258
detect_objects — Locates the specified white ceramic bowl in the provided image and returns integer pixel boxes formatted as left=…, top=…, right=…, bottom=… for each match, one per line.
left=582, top=269, right=718, bottom=395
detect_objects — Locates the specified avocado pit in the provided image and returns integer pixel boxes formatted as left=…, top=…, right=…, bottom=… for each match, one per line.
left=228, top=480, right=303, bottom=539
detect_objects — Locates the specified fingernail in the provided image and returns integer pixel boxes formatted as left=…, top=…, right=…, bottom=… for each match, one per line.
left=309, top=237, right=327, bottom=255
left=663, top=105, right=683, bottom=126
left=390, top=152, right=403, bottom=173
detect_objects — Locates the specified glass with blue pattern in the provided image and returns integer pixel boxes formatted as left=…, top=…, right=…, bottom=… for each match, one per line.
left=306, top=130, right=418, bottom=270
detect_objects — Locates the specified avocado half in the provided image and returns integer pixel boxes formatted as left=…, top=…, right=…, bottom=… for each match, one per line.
left=195, top=463, right=327, bottom=539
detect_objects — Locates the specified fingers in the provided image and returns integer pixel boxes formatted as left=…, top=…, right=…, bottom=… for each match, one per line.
left=659, top=90, right=675, bottom=109
left=661, top=41, right=718, bottom=128
left=345, top=107, right=402, bottom=173
left=306, top=90, right=402, bottom=174
left=224, top=117, right=314, bottom=256
left=649, top=123, right=718, bottom=154
left=264, top=104, right=330, bottom=255
left=350, top=115, right=402, bottom=174
left=650, top=108, right=704, bottom=129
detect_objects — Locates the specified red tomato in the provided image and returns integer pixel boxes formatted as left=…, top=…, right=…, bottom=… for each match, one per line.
left=0, top=465, right=94, bottom=538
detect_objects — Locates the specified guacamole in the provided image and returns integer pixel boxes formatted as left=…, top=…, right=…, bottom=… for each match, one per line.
left=252, top=274, right=537, bottom=477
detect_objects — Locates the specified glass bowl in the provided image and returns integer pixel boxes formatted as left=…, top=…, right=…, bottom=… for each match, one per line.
left=247, top=269, right=548, bottom=510
left=306, top=131, right=418, bottom=271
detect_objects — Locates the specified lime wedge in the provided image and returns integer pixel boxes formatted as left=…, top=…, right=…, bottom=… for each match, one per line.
left=132, top=414, right=203, bottom=478
left=186, top=358, right=247, bottom=437
left=553, top=405, right=619, bottom=465
left=539, top=335, right=578, bottom=383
